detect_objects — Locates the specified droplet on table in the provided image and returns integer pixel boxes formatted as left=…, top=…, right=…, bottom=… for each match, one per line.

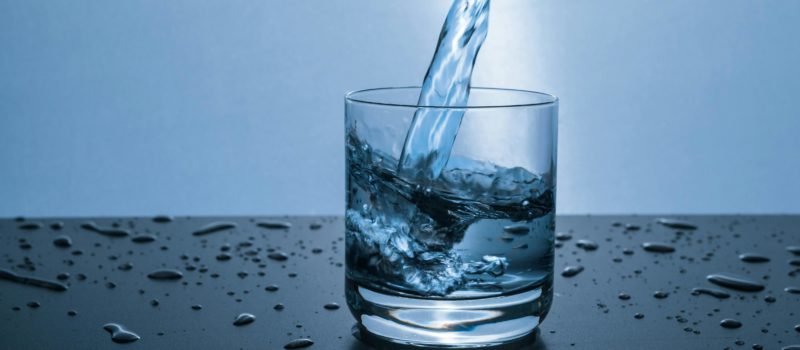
left=103, top=323, right=140, bottom=343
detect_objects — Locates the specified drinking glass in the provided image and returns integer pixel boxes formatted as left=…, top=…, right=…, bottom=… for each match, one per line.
left=345, top=87, right=558, bottom=348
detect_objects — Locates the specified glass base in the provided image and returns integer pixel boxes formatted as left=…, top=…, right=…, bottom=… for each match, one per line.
left=346, top=278, right=551, bottom=349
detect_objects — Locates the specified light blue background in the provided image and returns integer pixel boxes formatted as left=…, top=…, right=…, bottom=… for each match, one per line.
left=1, top=0, right=799, bottom=217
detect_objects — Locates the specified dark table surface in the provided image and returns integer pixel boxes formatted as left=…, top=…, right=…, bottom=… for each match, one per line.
left=0, top=215, right=799, bottom=349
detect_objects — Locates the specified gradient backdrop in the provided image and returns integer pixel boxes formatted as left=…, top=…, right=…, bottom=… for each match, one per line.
left=1, top=0, right=799, bottom=217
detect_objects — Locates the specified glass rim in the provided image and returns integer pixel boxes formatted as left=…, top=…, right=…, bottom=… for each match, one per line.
left=345, top=86, right=558, bottom=109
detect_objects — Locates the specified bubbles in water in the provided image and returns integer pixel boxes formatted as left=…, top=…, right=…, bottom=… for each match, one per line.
left=81, top=222, right=130, bottom=237
left=706, top=273, right=765, bottom=292
left=233, top=313, right=255, bottom=326
left=655, top=218, right=697, bottom=230
left=503, top=224, right=530, bottom=235
left=147, top=269, right=184, bottom=280
left=738, top=253, right=770, bottom=263
left=192, top=222, right=237, bottom=236
left=103, top=323, right=140, bottom=343
left=720, top=319, right=742, bottom=329
left=561, top=265, right=584, bottom=277
left=283, top=338, right=314, bottom=349
left=641, top=242, right=675, bottom=253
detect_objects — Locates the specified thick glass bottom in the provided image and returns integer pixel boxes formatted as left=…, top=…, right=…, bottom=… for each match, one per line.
left=346, top=278, right=552, bottom=349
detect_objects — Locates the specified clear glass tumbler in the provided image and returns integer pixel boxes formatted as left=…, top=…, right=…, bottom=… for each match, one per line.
left=345, top=87, right=558, bottom=348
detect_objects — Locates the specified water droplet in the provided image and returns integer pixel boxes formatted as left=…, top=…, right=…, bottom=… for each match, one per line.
left=641, top=242, right=675, bottom=253
left=720, top=318, right=742, bottom=329
left=706, top=273, right=765, bottom=292
left=309, top=223, right=322, bottom=230
left=191, top=304, right=202, bottom=310
left=787, top=246, right=800, bottom=256
left=57, top=272, right=70, bottom=280
left=147, top=269, right=183, bottom=280
left=655, top=218, right=697, bottom=230
left=216, top=253, right=232, bottom=261
left=634, top=313, right=644, bottom=319
left=53, top=235, right=72, bottom=248
left=653, top=291, right=669, bottom=299
left=739, top=253, right=770, bottom=263
left=274, top=303, right=285, bottom=310
left=81, top=222, right=130, bottom=237
left=311, top=248, right=323, bottom=254
left=103, top=323, right=140, bottom=343
left=284, top=338, right=314, bottom=349
left=575, top=239, right=598, bottom=251
left=622, top=249, right=634, bottom=255
left=257, top=221, right=292, bottom=230
left=753, top=344, right=763, bottom=350
left=27, top=301, right=40, bottom=308
left=131, top=234, right=157, bottom=243
left=561, top=265, right=584, bottom=277
left=513, top=243, right=528, bottom=249
left=192, top=222, right=237, bottom=236
left=0, top=268, right=68, bottom=292
left=503, top=224, right=530, bottom=235
left=19, top=222, right=43, bottom=231
left=268, top=252, right=289, bottom=261
left=624, top=224, right=641, bottom=231
left=324, top=303, right=340, bottom=310
left=152, top=215, right=173, bottom=223
left=265, top=285, right=279, bottom=292
left=785, top=286, right=800, bottom=294
left=795, top=324, right=800, bottom=332
left=150, top=299, right=159, bottom=307
left=691, top=287, right=731, bottom=299
left=233, top=313, right=255, bottom=326
left=50, top=222, right=64, bottom=230
left=764, top=296, right=776, bottom=303
left=781, top=346, right=800, bottom=350
left=789, top=259, right=800, bottom=267
left=618, top=293, right=631, bottom=300
left=67, top=310, right=77, bottom=316
left=555, top=232, right=572, bottom=241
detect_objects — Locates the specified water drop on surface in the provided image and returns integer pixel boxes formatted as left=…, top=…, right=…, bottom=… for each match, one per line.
left=720, top=319, right=742, bottom=329
left=18, top=222, right=43, bottom=231
left=27, top=301, right=40, bottom=308
left=785, top=286, right=800, bottom=294
left=309, top=223, right=322, bottom=230
left=53, top=235, right=72, bottom=248
left=233, top=313, right=255, bottom=326
left=268, top=252, right=289, bottom=261
left=787, top=246, right=800, bottom=256
left=641, top=242, right=675, bottom=253
left=192, top=222, right=237, bottom=236
left=653, top=291, right=669, bottom=299
left=67, top=310, right=77, bottom=316
left=284, top=338, right=314, bottom=349
left=152, top=215, right=173, bottom=223
left=131, top=234, right=157, bottom=243
left=0, top=268, right=69, bottom=292
left=191, top=304, right=202, bottom=310
left=618, top=293, right=631, bottom=300
left=257, top=221, right=292, bottom=230
left=561, top=265, right=584, bottom=277
left=634, top=313, right=644, bottom=319
left=707, top=273, right=765, bottom=292
left=324, top=303, right=340, bottom=310
left=764, top=296, right=776, bottom=303
left=738, top=253, right=770, bottom=263
left=147, top=269, right=184, bottom=280
left=655, top=218, right=697, bottom=230
left=103, top=323, right=140, bottom=343
left=575, top=240, right=598, bottom=251
left=265, top=285, right=279, bottom=292
left=81, top=222, right=130, bottom=237
left=274, top=303, right=285, bottom=311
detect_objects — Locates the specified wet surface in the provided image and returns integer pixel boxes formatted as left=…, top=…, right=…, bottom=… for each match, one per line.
left=0, top=215, right=798, bottom=349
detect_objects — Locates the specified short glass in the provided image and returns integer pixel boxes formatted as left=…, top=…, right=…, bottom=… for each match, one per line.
left=345, top=87, right=558, bottom=348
